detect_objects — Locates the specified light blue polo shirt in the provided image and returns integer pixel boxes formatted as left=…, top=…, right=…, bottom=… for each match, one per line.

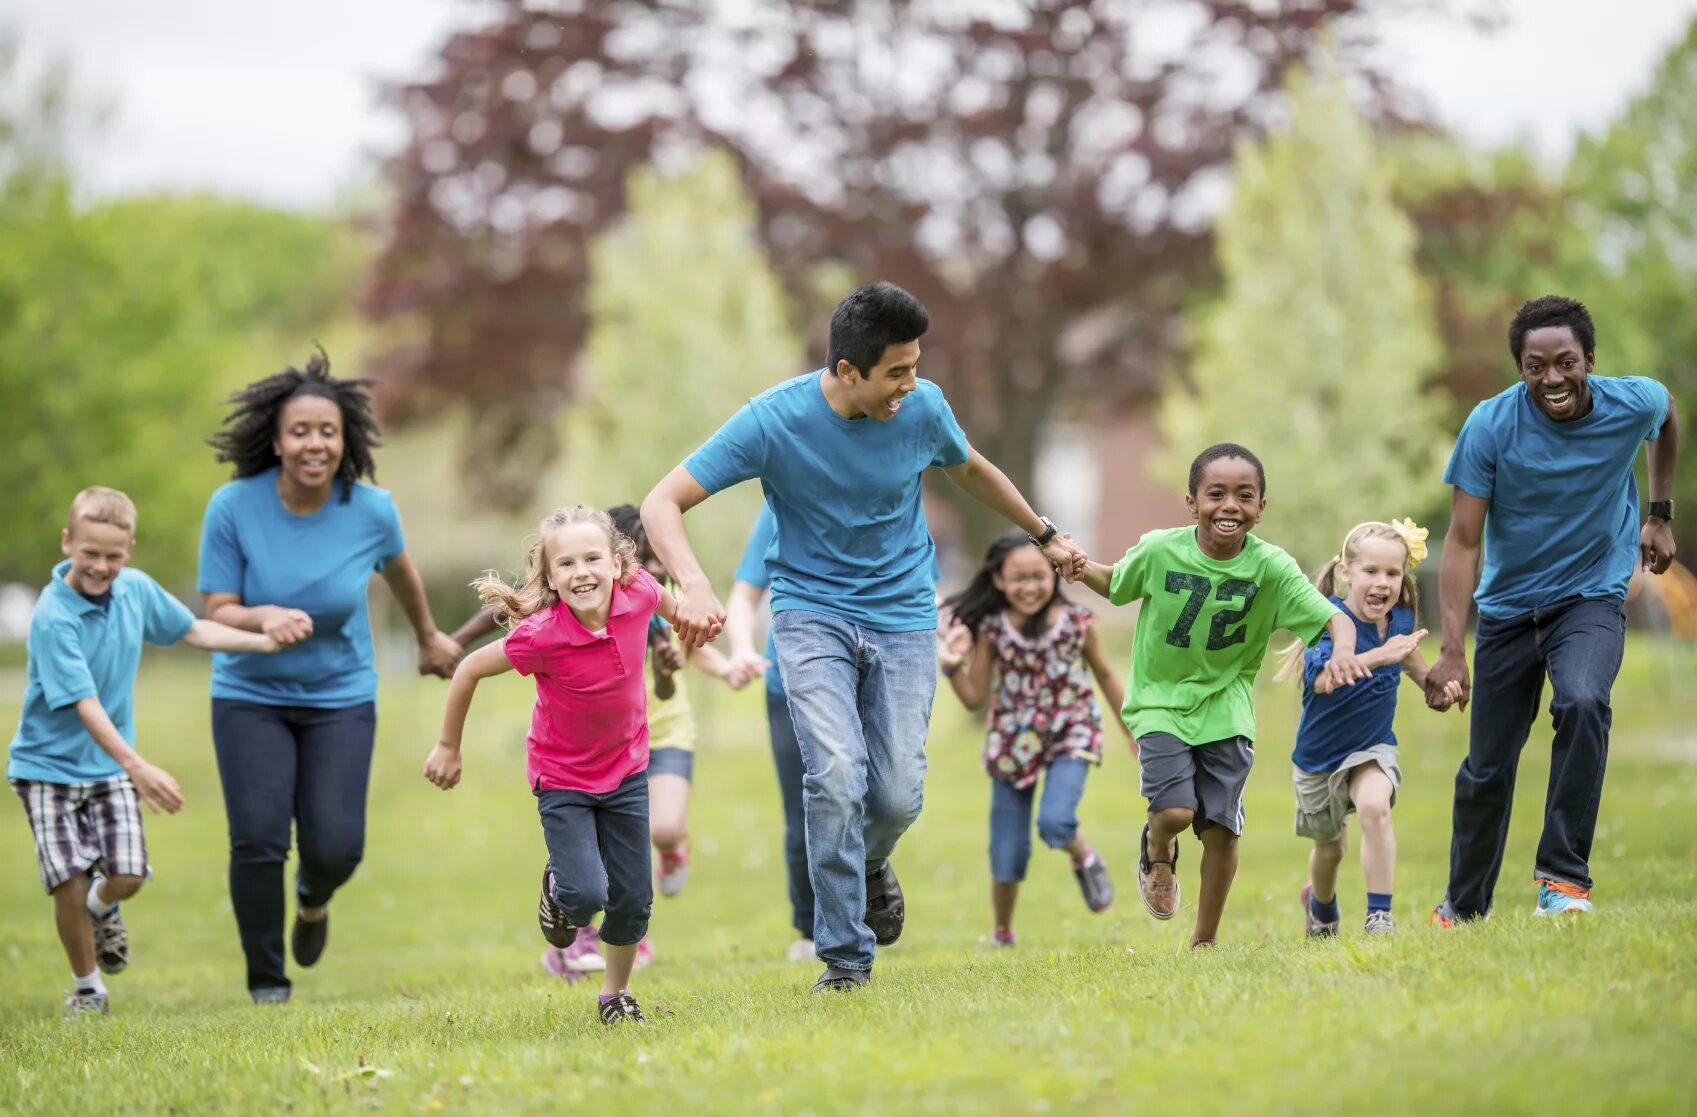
left=686, top=372, right=969, bottom=632
left=7, top=562, right=196, bottom=784
left=1444, top=376, right=1670, bottom=619
left=197, top=468, right=404, bottom=707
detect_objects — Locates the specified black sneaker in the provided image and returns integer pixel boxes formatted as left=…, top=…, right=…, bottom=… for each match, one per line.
left=598, top=991, right=647, bottom=1025
left=292, top=911, right=329, bottom=967
left=1073, top=850, right=1115, bottom=913
left=537, top=863, right=576, bottom=948
left=88, top=874, right=128, bottom=975
left=811, top=964, right=872, bottom=994
left=864, top=861, right=905, bottom=946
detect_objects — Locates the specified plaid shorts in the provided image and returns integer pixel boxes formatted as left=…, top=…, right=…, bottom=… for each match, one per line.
left=10, top=777, right=150, bottom=893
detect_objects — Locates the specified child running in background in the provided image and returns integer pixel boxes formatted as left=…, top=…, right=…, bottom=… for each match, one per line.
left=1279, top=520, right=1462, bottom=937
left=425, top=505, right=682, bottom=1025
left=8, top=488, right=280, bottom=1016
left=1079, top=444, right=1371, bottom=949
left=936, top=531, right=1128, bottom=946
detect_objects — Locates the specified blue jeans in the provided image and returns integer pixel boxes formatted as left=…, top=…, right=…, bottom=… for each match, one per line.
left=210, top=699, right=376, bottom=992
left=1446, top=596, right=1626, bottom=918
left=536, top=771, right=653, bottom=946
left=988, top=756, right=1091, bottom=883
left=766, top=688, right=815, bottom=939
left=771, top=610, right=937, bottom=970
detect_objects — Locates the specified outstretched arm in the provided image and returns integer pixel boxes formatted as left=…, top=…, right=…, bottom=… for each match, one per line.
left=1642, top=398, right=1679, bottom=573
left=1429, top=488, right=1487, bottom=710
left=1082, top=624, right=1133, bottom=751
left=423, top=640, right=515, bottom=790
left=1078, top=560, right=1115, bottom=600
left=722, top=580, right=771, bottom=688
left=942, top=446, right=1085, bottom=579
left=181, top=618, right=280, bottom=655
left=641, top=466, right=725, bottom=647
left=449, top=606, right=500, bottom=650
left=380, top=552, right=463, bottom=679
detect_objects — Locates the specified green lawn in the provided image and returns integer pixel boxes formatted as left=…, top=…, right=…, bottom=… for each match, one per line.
left=2, top=636, right=1696, bottom=1115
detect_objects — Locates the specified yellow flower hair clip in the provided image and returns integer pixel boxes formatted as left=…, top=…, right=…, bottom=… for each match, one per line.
left=1391, top=517, right=1429, bottom=568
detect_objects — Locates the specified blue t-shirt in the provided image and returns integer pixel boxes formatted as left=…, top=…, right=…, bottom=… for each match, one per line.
left=8, top=563, right=195, bottom=783
left=1445, top=376, right=1670, bottom=620
left=1291, top=598, right=1414, bottom=773
left=685, top=371, right=970, bottom=632
left=197, top=468, right=405, bottom=707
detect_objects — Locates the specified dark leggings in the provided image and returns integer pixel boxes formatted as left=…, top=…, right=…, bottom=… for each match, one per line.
left=211, top=699, right=376, bottom=992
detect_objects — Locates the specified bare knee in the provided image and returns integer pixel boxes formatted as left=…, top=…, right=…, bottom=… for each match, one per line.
left=1355, top=797, right=1392, bottom=830
left=1312, top=838, right=1346, bottom=867
left=103, top=874, right=146, bottom=901
left=1149, top=806, right=1195, bottom=837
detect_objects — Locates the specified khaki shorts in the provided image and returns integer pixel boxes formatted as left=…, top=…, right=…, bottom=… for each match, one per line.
left=1291, top=744, right=1402, bottom=842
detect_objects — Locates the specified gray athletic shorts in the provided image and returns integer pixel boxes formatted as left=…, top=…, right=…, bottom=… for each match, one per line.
left=1291, top=743, right=1402, bottom=842
left=1136, top=732, right=1254, bottom=837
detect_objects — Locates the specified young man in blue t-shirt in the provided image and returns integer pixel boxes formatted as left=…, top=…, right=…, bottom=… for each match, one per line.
left=7, top=488, right=278, bottom=1016
left=642, top=282, right=1085, bottom=992
left=1426, top=295, right=1679, bottom=925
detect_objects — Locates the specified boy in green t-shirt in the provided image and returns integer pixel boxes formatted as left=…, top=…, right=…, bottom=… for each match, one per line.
left=1081, top=444, right=1369, bottom=948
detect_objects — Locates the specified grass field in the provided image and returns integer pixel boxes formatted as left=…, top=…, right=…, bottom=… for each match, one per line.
left=3, top=635, right=1696, bottom=1116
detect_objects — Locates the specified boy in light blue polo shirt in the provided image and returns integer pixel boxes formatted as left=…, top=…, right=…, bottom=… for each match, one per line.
left=8, top=487, right=278, bottom=1016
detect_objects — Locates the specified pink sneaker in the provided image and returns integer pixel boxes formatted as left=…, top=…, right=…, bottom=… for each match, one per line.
left=561, top=925, right=606, bottom=973
left=633, top=937, right=656, bottom=969
left=992, top=928, right=1017, bottom=948
left=540, top=946, right=587, bottom=982
left=657, top=847, right=690, bottom=897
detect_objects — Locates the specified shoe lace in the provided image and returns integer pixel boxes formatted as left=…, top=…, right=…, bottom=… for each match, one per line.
left=1539, top=879, right=1590, bottom=900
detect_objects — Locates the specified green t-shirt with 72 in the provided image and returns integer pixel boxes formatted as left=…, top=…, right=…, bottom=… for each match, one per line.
left=1108, top=527, right=1339, bottom=746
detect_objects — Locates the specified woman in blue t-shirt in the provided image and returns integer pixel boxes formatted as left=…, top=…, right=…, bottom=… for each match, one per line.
left=1278, top=520, right=1461, bottom=938
left=198, top=350, right=461, bottom=1002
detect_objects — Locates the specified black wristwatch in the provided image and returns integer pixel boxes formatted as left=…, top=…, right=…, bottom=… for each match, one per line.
left=1647, top=500, right=1674, bottom=523
left=1028, top=517, right=1058, bottom=547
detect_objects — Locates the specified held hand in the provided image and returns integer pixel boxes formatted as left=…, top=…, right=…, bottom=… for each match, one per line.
left=1380, top=628, right=1430, bottom=664
left=1042, top=533, right=1087, bottom=583
left=1320, top=649, right=1372, bottom=692
left=423, top=744, right=463, bottom=790
left=128, top=761, right=184, bottom=815
left=261, top=607, right=313, bottom=646
left=257, top=637, right=282, bottom=654
left=1425, top=649, right=1471, bottom=711
left=417, top=631, right=463, bottom=679
left=936, top=619, right=973, bottom=669
left=673, top=583, right=726, bottom=648
left=1641, top=518, right=1676, bottom=574
left=724, top=653, right=769, bottom=691
left=653, top=641, right=685, bottom=676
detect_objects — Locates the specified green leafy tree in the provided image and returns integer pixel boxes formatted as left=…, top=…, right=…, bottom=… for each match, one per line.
left=1567, top=16, right=1697, bottom=552
left=1159, top=61, right=1449, bottom=569
left=568, top=150, right=801, bottom=581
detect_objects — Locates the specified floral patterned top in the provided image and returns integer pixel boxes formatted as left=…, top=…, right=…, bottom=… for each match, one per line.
left=982, top=605, right=1103, bottom=789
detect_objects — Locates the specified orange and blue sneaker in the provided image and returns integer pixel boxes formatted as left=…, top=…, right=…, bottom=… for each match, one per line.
left=1534, top=878, right=1593, bottom=916
left=1428, top=898, right=1460, bottom=929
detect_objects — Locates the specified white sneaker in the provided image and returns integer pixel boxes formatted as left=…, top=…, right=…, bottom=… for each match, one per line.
left=785, top=938, right=815, bottom=964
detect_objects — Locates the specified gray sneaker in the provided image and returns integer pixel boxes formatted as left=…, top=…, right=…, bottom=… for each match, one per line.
left=1300, top=883, right=1339, bottom=939
left=62, top=989, right=109, bottom=1018
left=88, top=876, right=129, bottom=975
left=811, top=965, right=871, bottom=994
left=1073, top=851, right=1114, bottom=913
left=1363, top=909, right=1397, bottom=934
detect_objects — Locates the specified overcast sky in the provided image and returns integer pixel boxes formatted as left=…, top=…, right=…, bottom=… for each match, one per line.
left=7, top=0, right=1695, bottom=210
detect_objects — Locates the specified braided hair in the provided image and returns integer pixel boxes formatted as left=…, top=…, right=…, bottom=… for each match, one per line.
left=207, top=347, right=382, bottom=503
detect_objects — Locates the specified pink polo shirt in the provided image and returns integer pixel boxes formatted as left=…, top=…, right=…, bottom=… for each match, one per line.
left=503, top=568, right=661, bottom=793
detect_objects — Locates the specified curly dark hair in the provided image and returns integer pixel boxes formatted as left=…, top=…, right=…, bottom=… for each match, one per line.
left=1188, top=442, right=1265, bottom=497
left=207, top=347, right=382, bottom=502
left=1509, top=294, right=1595, bottom=365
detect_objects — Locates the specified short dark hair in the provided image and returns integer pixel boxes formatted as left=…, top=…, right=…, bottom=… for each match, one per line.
left=1188, top=443, right=1266, bottom=497
left=826, top=282, right=929, bottom=378
left=605, top=503, right=648, bottom=561
left=207, top=347, right=381, bottom=503
left=1509, top=295, right=1595, bottom=364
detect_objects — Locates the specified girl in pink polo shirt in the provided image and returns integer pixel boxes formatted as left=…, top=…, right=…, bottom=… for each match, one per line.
left=424, top=505, right=679, bottom=1026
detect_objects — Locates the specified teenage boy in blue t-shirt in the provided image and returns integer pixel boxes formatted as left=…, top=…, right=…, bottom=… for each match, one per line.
left=1426, top=295, right=1680, bottom=925
left=7, top=488, right=278, bottom=1016
left=642, top=282, right=1086, bottom=993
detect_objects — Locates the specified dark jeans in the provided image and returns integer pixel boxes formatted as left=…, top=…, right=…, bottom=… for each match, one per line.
left=767, top=688, right=816, bottom=939
left=1446, top=596, right=1626, bottom=918
left=210, top=699, right=377, bottom=992
left=988, top=756, right=1090, bottom=884
left=536, top=771, right=652, bottom=946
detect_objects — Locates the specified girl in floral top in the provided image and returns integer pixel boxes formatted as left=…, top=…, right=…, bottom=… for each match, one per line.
left=938, top=532, right=1132, bottom=945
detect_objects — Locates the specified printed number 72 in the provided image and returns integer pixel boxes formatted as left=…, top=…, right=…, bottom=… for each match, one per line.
left=1163, top=572, right=1259, bottom=651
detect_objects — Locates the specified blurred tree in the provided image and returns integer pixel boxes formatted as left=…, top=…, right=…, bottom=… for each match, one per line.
left=366, top=0, right=1417, bottom=540
left=1567, top=16, right=1696, bottom=553
left=1158, top=60, right=1448, bottom=569
left=569, top=149, right=801, bottom=580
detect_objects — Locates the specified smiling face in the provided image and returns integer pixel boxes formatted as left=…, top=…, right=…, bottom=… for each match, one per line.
left=273, top=392, right=344, bottom=492
left=543, top=521, right=624, bottom=626
left=61, top=519, right=133, bottom=597
left=1519, top=325, right=1594, bottom=422
left=1338, top=535, right=1407, bottom=625
left=991, top=543, right=1058, bottom=621
left=837, top=339, right=921, bottom=422
left=1186, top=456, right=1265, bottom=559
